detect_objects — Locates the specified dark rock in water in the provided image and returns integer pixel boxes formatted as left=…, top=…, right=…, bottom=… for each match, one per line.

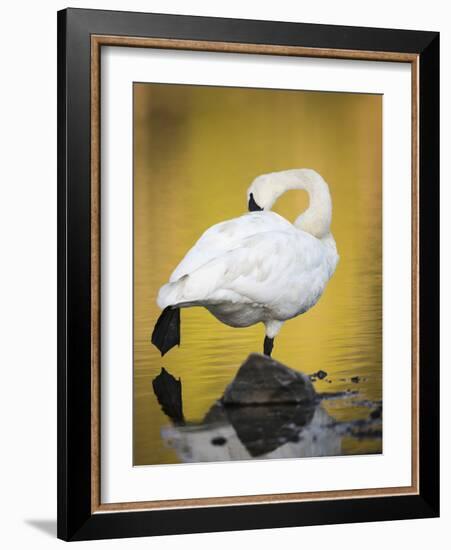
left=370, top=405, right=382, bottom=420
left=310, top=369, right=327, bottom=380
left=222, top=353, right=316, bottom=406
left=211, top=436, right=227, bottom=446
left=152, top=367, right=184, bottom=424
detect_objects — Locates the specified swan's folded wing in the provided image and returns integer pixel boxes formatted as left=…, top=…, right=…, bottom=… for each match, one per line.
left=169, top=211, right=292, bottom=282
left=171, top=230, right=326, bottom=308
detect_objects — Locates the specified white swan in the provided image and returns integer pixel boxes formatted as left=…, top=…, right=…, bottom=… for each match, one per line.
left=151, top=169, right=339, bottom=357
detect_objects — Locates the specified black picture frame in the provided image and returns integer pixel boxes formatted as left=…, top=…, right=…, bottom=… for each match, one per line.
left=57, top=7, right=439, bottom=541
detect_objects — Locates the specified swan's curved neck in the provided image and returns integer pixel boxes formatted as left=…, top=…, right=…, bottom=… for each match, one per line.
left=268, top=169, right=332, bottom=238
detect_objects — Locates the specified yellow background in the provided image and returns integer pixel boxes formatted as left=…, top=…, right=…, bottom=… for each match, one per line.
left=133, top=83, right=382, bottom=465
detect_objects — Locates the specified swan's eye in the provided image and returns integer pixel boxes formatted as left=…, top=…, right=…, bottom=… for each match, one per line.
left=248, top=193, right=263, bottom=212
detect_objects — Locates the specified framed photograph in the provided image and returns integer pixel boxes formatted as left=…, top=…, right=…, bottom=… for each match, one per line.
left=57, top=8, right=439, bottom=541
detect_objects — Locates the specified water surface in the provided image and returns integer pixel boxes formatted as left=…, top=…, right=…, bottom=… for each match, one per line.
left=133, top=83, right=382, bottom=465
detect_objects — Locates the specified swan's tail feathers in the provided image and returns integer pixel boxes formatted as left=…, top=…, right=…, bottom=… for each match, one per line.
left=151, top=306, right=181, bottom=356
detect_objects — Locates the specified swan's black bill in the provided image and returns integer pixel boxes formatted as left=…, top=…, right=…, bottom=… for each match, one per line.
left=264, top=336, right=274, bottom=357
left=151, top=306, right=180, bottom=356
left=248, top=193, right=263, bottom=212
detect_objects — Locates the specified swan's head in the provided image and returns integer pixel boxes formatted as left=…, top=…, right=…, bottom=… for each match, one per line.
left=246, top=169, right=333, bottom=238
left=247, top=173, right=283, bottom=212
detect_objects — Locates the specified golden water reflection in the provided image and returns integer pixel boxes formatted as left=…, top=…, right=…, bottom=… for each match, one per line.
left=133, top=83, right=382, bottom=465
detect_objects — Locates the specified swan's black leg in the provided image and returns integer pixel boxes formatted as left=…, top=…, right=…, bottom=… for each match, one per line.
left=151, top=306, right=181, bottom=356
left=263, top=336, right=274, bottom=357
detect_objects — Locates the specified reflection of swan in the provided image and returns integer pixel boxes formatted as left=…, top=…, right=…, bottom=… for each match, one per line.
left=152, top=169, right=339, bottom=357
left=161, top=403, right=342, bottom=463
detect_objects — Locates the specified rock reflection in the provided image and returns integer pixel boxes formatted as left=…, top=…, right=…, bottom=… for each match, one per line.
left=151, top=355, right=376, bottom=463
left=161, top=401, right=342, bottom=463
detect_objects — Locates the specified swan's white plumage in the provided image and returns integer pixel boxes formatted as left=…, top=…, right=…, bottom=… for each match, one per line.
left=169, top=211, right=291, bottom=282
left=156, top=169, right=339, bottom=341
left=157, top=190, right=338, bottom=338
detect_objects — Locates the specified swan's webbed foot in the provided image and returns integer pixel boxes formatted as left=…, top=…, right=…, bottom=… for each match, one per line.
left=263, top=336, right=274, bottom=357
left=151, top=306, right=181, bottom=356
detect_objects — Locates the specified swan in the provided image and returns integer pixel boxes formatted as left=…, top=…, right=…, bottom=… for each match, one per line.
left=151, top=169, right=339, bottom=357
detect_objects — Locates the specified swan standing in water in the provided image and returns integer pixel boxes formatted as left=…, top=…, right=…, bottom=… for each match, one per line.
left=152, top=169, right=339, bottom=357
